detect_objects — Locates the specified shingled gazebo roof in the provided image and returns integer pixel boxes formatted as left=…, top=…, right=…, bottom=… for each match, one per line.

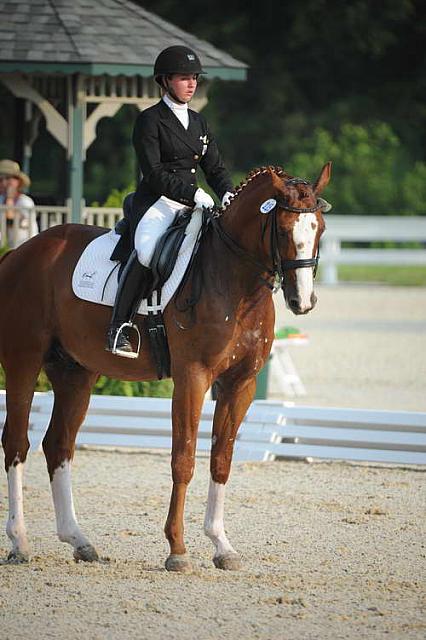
left=0, top=0, right=247, bottom=79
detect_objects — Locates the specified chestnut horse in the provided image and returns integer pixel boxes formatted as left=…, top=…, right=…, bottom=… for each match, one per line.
left=0, top=163, right=330, bottom=571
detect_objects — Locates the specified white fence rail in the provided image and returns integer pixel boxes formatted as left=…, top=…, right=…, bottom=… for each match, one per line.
left=321, top=215, right=426, bottom=284
left=1, top=392, right=425, bottom=465
left=0, top=205, right=120, bottom=241
left=2, top=207, right=425, bottom=286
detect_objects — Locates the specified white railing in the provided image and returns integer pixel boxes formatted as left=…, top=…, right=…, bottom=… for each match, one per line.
left=0, top=204, right=39, bottom=247
left=2, top=207, right=425, bottom=286
left=322, top=215, right=426, bottom=284
left=36, top=206, right=121, bottom=232
left=1, top=392, right=425, bottom=465
left=83, top=206, right=121, bottom=229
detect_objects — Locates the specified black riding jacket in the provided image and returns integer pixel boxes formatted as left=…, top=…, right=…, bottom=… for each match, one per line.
left=132, top=99, right=233, bottom=220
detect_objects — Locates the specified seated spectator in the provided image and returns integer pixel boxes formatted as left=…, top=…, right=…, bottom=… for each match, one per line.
left=0, top=159, right=37, bottom=248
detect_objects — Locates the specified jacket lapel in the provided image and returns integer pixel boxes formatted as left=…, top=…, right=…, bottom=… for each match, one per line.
left=158, top=100, right=202, bottom=154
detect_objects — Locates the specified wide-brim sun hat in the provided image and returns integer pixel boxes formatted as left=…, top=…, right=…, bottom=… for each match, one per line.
left=0, top=159, right=31, bottom=189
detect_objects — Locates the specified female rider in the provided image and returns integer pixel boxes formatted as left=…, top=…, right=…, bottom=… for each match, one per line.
left=106, top=45, right=234, bottom=357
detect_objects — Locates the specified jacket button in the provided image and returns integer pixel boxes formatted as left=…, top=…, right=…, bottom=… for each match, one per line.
left=190, top=168, right=196, bottom=173
left=194, top=154, right=199, bottom=160
left=171, top=169, right=176, bottom=173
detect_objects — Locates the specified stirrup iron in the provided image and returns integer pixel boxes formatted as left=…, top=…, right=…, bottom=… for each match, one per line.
left=111, top=322, right=141, bottom=359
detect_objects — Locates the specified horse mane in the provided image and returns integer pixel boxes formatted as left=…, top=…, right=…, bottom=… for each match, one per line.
left=223, top=165, right=293, bottom=211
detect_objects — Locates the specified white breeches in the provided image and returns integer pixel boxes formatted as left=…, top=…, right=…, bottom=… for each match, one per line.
left=134, top=196, right=188, bottom=267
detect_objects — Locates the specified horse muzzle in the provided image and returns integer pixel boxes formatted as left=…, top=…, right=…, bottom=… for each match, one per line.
left=285, top=290, right=317, bottom=315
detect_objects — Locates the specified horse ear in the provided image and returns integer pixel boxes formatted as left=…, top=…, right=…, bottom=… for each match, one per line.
left=313, top=161, right=332, bottom=195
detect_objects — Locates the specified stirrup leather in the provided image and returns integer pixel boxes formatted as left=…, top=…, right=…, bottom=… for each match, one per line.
left=110, top=322, right=141, bottom=359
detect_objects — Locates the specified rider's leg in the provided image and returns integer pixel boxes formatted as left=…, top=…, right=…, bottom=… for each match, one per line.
left=134, top=196, right=183, bottom=267
left=106, top=197, right=179, bottom=357
left=106, top=252, right=152, bottom=357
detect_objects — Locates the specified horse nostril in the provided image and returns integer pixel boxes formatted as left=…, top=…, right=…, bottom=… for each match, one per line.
left=289, top=296, right=300, bottom=309
left=310, top=292, right=317, bottom=307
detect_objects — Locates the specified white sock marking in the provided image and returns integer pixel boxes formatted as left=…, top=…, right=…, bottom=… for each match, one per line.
left=51, top=461, right=90, bottom=549
left=204, top=478, right=236, bottom=558
left=6, top=459, right=29, bottom=556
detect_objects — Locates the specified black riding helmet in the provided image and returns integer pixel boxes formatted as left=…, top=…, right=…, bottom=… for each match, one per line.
left=154, top=45, right=206, bottom=85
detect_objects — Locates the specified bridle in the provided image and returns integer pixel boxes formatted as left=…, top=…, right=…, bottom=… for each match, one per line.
left=212, top=177, right=323, bottom=291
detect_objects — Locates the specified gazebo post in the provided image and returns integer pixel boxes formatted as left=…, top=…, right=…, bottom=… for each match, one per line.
left=68, top=76, right=86, bottom=223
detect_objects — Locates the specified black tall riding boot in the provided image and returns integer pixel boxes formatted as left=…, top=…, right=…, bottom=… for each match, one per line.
left=106, top=251, right=153, bottom=358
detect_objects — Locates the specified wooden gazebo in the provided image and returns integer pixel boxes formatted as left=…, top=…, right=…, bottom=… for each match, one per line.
left=0, top=0, right=247, bottom=222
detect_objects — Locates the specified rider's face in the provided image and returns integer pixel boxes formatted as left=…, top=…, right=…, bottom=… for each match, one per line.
left=167, top=74, right=198, bottom=103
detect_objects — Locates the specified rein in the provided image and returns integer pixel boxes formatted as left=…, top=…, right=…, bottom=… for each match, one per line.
left=212, top=186, right=322, bottom=291
left=173, top=178, right=322, bottom=323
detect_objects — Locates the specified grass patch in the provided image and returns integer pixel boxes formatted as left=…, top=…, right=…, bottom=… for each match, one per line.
left=319, top=265, right=426, bottom=286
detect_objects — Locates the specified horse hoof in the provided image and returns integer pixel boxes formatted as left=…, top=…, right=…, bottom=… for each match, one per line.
left=213, top=552, right=242, bottom=571
left=73, top=544, right=99, bottom=563
left=165, top=554, right=193, bottom=573
left=5, top=550, right=29, bottom=565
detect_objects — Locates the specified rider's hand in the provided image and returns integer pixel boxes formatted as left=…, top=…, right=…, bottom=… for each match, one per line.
left=221, top=191, right=233, bottom=208
left=194, top=188, right=214, bottom=210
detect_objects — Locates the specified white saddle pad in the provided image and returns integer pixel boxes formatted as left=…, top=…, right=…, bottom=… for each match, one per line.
left=72, top=211, right=202, bottom=315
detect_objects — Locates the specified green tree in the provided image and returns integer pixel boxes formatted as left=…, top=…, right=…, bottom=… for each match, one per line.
left=289, top=122, right=425, bottom=214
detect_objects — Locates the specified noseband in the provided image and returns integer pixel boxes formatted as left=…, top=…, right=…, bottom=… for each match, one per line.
left=212, top=178, right=322, bottom=291
left=273, top=178, right=322, bottom=281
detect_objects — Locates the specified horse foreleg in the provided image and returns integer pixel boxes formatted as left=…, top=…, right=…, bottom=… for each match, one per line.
left=42, top=361, right=99, bottom=562
left=164, top=367, right=209, bottom=573
left=204, top=376, right=256, bottom=570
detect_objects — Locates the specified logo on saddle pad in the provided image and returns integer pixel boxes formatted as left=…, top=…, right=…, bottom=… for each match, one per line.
left=79, top=271, right=97, bottom=289
left=259, top=198, right=277, bottom=214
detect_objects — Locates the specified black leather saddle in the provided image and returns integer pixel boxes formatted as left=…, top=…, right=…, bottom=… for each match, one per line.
left=149, top=207, right=192, bottom=291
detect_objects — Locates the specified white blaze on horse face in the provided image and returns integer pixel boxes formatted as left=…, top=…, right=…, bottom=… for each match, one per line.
left=292, top=213, right=317, bottom=310
left=51, top=461, right=91, bottom=550
left=204, top=478, right=237, bottom=558
left=6, top=459, right=29, bottom=557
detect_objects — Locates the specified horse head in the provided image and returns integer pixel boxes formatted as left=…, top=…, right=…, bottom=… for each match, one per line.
left=219, top=162, right=331, bottom=315
left=272, top=162, right=331, bottom=314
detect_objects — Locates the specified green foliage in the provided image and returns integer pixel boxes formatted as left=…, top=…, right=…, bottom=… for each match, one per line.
left=0, top=365, right=173, bottom=397
left=139, top=0, right=426, bottom=172
left=0, top=366, right=52, bottom=392
left=289, top=122, right=426, bottom=214
left=401, top=162, right=426, bottom=215
left=93, top=375, right=173, bottom=397
left=91, top=183, right=136, bottom=208
left=3, top=1, right=426, bottom=219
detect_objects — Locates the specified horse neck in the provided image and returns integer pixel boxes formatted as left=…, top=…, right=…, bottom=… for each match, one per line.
left=219, top=172, right=279, bottom=265
left=204, top=176, right=276, bottom=300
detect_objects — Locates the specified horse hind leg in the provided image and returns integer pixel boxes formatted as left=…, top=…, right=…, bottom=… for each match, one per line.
left=42, top=353, right=99, bottom=562
left=2, top=359, right=43, bottom=563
